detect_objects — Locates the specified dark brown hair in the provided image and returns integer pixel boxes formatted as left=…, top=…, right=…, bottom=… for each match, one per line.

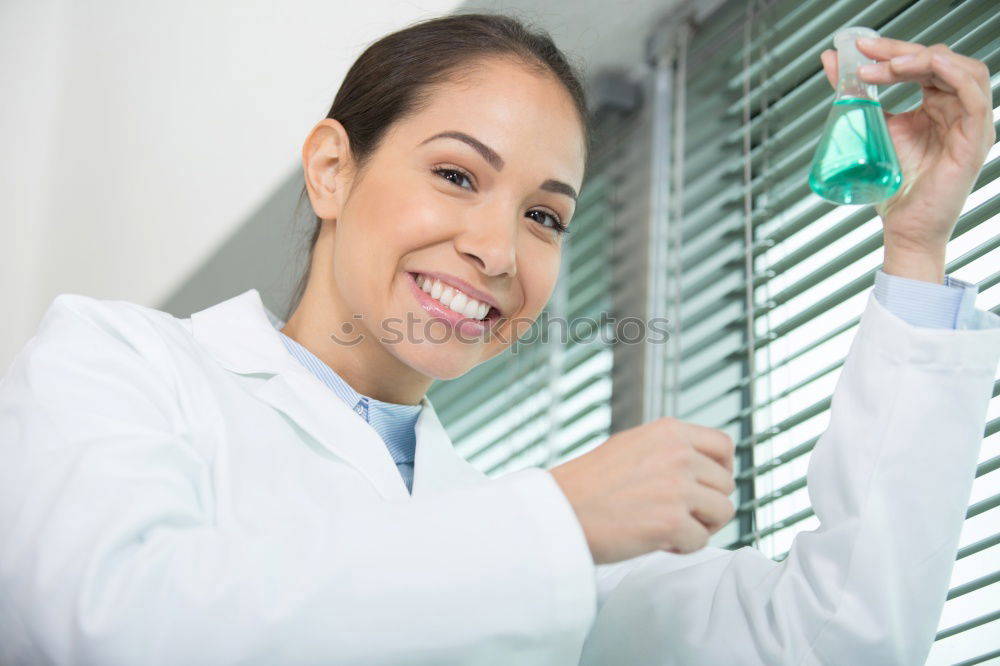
left=285, top=11, right=591, bottom=319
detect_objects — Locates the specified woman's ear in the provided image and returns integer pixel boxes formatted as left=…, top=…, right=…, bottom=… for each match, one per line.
left=302, top=118, right=354, bottom=222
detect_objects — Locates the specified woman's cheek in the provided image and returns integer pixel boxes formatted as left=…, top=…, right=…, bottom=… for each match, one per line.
left=401, top=194, right=454, bottom=241
left=525, top=246, right=561, bottom=304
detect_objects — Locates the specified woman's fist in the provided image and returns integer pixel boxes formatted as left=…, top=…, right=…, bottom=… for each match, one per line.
left=549, top=417, right=737, bottom=565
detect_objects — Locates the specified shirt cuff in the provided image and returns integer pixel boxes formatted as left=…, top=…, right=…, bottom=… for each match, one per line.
left=873, top=268, right=978, bottom=330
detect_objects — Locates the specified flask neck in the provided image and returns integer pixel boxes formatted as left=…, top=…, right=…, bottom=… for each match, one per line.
left=832, top=26, right=881, bottom=102
left=834, top=71, right=878, bottom=102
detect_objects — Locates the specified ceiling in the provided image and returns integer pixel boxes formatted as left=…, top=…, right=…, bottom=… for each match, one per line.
left=457, top=0, right=686, bottom=87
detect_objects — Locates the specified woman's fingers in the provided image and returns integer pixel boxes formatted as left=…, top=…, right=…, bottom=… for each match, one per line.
left=857, top=46, right=991, bottom=143
left=665, top=512, right=710, bottom=554
left=854, top=35, right=926, bottom=60
left=856, top=38, right=990, bottom=97
left=692, top=450, right=736, bottom=496
left=668, top=418, right=734, bottom=473
left=859, top=48, right=982, bottom=94
left=821, top=49, right=838, bottom=88
left=928, top=53, right=994, bottom=143
left=857, top=37, right=988, bottom=89
left=857, top=56, right=952, bottom=90
left=689, top=483, right=736, bottom=533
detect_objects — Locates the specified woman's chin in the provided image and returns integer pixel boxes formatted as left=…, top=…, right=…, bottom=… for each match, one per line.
left=398, top=342, right=485, bottom=381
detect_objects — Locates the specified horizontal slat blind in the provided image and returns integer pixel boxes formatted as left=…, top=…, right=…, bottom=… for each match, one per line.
left=673, top=0, right=1000, bottom=662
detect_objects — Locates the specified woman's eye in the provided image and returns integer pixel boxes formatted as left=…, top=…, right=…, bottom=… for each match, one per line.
left=527, top=210, right=567, bottom=234
left=432, top=167, right=474, bottom=191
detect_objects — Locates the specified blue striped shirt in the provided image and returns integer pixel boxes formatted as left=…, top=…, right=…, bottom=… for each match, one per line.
left=265, top=269, right=974, bottom=495
left=873, top=268, right=976, bottom=329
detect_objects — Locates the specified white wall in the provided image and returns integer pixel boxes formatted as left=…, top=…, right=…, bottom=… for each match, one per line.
left=0, top=0, right=466, bottom=373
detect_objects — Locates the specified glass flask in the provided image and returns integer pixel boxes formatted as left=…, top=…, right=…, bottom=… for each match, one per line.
left=808, top=26, right=902, bottom=205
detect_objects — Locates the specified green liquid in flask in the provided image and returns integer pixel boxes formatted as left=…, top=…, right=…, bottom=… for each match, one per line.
left=808, top=98, right=902, bottom=205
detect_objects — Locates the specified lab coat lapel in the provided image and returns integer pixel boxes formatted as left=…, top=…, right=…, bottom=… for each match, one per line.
left=190, top=288, right=481, bottom=502
left=254, top=370, right=412, bottom=501
left=411, top=393, right=489, bottom=497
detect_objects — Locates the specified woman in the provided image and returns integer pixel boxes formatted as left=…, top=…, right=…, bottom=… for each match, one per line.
left=0, top=12, right=997, bottom=666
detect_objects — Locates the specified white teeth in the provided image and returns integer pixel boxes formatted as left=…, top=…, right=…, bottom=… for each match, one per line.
left=414, top=273, right=492, bottom=320
left=462, top=300, right=480, bottom=319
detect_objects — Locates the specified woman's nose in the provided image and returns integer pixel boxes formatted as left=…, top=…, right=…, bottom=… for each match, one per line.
left=453, top=211, right=518, bottom=278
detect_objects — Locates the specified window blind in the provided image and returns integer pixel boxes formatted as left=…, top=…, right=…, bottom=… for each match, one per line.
left=664, top=0, right=1000, bottom=662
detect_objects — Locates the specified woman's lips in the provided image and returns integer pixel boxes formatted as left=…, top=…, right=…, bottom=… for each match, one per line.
left=405, top=272, right=496, bottom=338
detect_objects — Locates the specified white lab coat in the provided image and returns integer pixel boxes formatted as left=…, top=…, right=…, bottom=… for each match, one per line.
left=0, top=286, right=997, bottom=666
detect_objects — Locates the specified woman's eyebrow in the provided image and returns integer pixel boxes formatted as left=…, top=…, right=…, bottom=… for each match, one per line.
left=419, top=130, right=578, bottom=202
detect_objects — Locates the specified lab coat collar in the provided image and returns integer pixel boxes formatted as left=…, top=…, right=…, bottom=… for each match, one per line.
left=189, top=288, right=481, bottom=501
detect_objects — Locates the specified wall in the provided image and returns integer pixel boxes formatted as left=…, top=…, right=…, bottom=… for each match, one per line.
left=0, top=0, right=466, bottom=372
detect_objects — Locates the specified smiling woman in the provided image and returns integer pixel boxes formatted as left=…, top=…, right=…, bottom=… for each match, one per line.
left=0, top=13, right=624, bottom=666
left=277, top=13, right=591, bottom=402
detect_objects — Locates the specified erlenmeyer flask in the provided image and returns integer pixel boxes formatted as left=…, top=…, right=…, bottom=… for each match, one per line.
left=808, top=26, right=902, bottom=205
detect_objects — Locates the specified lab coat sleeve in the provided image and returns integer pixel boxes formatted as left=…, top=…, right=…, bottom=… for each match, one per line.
left=580, top=290, right=1000, bottom=665
left=0, top=295, right=597, bottom=665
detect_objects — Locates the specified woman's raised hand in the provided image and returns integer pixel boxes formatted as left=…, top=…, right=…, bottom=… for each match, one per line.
left=821, top=37, right=995, bottom=283
left=549, top=417, right=736, bottom=565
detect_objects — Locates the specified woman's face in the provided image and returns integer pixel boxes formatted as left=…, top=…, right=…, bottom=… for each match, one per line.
left=299, top=57, right=585, bottom=396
